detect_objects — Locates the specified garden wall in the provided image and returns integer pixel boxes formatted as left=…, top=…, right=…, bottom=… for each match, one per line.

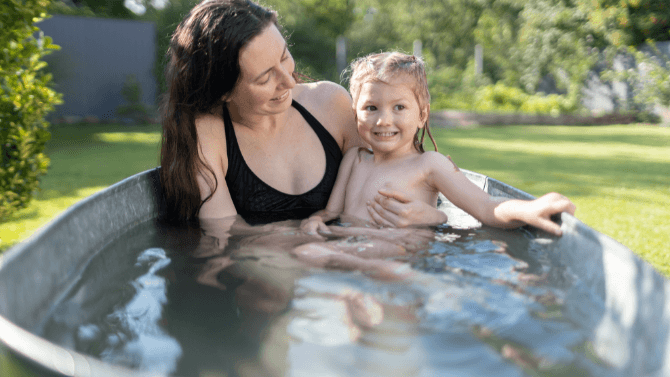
left=38, top=15, right=156, bottom=122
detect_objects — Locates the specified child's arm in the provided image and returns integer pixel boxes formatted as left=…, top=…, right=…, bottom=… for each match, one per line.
left=301, top=148, right=360, bottom=235
left=425, top=152, right=576, bottom=236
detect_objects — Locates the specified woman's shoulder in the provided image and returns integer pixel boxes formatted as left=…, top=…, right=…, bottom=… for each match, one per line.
left=293, top=81, right=357, bottom=149
left=195, top=108, right=227, bottom=160
left=293, top=81, right=352, bottom=111
left=195, top=108, right=225, bottom=138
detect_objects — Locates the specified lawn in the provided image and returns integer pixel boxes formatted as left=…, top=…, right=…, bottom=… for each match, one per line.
left=430, top=124, right=670, bottom=275
left=1, top=123, right=669, bottom=275
left=0, top=123, right=162, bottom=253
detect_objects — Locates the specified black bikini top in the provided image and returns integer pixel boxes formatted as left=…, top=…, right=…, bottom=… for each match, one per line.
left=223, top=100, right=343, bottom=224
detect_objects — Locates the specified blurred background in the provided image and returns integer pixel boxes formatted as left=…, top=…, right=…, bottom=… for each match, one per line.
left=39, top=0, right=670, bottom=123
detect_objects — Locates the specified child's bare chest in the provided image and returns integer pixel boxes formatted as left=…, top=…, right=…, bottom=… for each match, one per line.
left=343, top=157, right=437, bottom=219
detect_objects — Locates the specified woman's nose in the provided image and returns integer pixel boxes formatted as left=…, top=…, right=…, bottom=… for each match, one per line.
left=278, top=63, right=296, bottom=90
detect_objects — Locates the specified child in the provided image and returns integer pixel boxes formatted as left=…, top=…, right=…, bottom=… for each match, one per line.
left=302, top=52, right=575, bottom=236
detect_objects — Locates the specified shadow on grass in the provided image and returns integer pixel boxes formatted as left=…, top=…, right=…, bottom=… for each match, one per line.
left=2, top=208, right=40, bottom=223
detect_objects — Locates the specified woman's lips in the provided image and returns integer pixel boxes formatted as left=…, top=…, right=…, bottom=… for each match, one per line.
left=271, top=91, right=289, bottom=101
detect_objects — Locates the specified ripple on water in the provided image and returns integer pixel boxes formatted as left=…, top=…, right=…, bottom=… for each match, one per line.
left=39, top=219, right=613, bottom=376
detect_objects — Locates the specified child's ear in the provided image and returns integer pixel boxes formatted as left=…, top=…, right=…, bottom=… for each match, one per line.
left=419, top=104, right=430, bottom=128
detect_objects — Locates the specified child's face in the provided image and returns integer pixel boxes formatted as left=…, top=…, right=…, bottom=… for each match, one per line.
left=355, top=75, right=426, bottom=158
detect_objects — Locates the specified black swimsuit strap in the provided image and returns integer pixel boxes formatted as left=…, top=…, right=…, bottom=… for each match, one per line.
left=222, top=100, right=342, bottom=224
left=290, top=100, right=340, bottom=152
left=223, top=100, right=341, bottom=178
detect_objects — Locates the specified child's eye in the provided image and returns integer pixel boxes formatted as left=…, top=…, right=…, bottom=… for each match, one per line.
left=365, top=105, right=377, bottom=111
left=394, top=104, right=405, bottom=110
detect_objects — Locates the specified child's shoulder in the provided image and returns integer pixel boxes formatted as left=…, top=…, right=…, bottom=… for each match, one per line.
left=343, top=146, right=373, bottom=160
left=419, top=151, right=460, bottom=172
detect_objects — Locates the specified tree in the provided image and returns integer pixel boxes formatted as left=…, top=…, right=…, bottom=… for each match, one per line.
left=70, top=0, right=135, bottom=18
left=1, top=0, right=62, bottom=219
left=510, top=0, right=597, bottom=103
left=149, top=0, right=199, bottom=94
left=581, top=0, right=670, bottom=47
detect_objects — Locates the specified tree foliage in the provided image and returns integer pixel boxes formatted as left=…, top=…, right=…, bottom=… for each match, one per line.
left=602, top=41, right=670, bottom=117
left=582, top=0, right=670, bottom=47
left=510, top=0, right=597, bottom=103
left=1, top=0, right=62, bottom=219
left=143, top=0, right=670, bottom=112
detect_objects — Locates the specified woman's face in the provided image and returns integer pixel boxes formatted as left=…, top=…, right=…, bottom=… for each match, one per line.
left=225, top=24, right=296, bottom=117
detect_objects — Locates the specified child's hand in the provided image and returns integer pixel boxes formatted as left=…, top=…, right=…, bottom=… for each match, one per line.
left=521, top=192, right=576, bottom=236
left=300, top=216, right=332, bottom=235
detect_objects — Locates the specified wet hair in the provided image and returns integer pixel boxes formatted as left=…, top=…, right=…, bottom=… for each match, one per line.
left=159, top=0, right=279, bottom=222
left=348, top=52, right=437, bottom=153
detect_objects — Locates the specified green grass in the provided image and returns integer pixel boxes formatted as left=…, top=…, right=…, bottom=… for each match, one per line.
left=0, top=123, right=162, bottom=252
left=1, top=123, right=669, bottom=275
left=430, top=124, right=670, bottom=275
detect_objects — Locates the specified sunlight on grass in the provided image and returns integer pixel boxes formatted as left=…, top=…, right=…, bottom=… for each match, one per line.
left=1, top=123, right=161, bottom=252
left=94, top=132, right=161, bottom=144
left=449, top=138, right=669, bottom=163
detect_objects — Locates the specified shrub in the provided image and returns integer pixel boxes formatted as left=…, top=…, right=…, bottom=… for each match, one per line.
left=428, top=64, right=491, bottom=111
left=473, top=83, right=577, bottom=115
left=1, top=0, right=62, bottom=219
left=428, top=66, right=472, bottom=110
left=116, top=74, right=150, bottom=124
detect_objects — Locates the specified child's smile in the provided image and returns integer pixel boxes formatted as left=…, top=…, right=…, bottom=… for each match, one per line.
left=355, top=76, right=426, bottom=160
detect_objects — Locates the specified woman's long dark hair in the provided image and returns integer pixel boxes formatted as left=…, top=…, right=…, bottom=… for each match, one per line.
left=160, top=0, right=277, bottom=223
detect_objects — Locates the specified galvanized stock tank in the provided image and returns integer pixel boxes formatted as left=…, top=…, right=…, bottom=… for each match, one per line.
left=0, top=168, right=668, bottom=376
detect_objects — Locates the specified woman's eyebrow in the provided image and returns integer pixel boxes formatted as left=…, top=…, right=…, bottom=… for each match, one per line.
left=254, top=43, right=288, bottom=82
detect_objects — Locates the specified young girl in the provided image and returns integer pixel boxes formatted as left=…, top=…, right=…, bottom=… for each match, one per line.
left=301, top=52, right=575, bottom=236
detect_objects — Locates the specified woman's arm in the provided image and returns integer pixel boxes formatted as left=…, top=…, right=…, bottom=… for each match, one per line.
left=195, top=113, right=238, bottom=219
left=424, top=152, right=575, bottom=235
left=367, top=189, right=449, bottom=227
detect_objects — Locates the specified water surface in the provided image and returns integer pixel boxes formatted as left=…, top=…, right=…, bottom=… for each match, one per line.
left=40, top=216, right=613, bottom=376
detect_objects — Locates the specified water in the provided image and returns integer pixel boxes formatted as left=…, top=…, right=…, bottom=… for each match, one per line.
left=39, top=216, right=614, bottom=377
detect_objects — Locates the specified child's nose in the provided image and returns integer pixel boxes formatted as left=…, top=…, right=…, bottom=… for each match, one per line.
left=376, top=110, right=392, bottom=126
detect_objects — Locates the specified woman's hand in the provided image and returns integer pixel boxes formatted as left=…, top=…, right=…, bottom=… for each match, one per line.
left=517, top=192, right=576, bottom=236
left=367, top=188, right=448, bottom=228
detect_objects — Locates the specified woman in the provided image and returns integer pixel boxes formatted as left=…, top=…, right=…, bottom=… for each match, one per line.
left=159, top=0, right=447, bottom=226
